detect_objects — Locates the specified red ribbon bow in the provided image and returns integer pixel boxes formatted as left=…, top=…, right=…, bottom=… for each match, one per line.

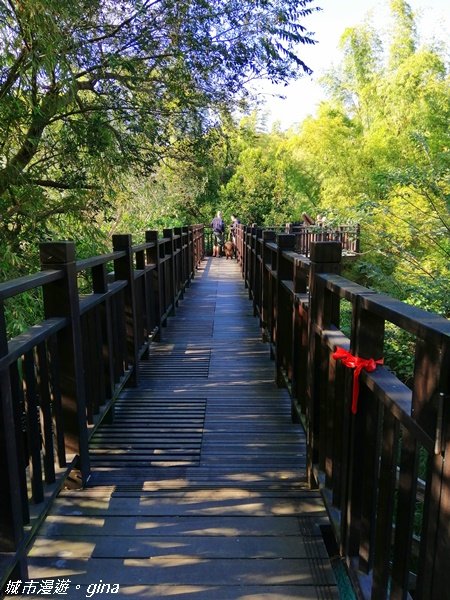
left=332, top=347, right=383, bottom=414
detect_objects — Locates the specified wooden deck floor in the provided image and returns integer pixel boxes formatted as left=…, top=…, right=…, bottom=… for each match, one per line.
left=19, top=257, right=339, bottom=599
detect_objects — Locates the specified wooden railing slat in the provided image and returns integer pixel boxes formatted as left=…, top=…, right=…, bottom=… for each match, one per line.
left=0, top=270, right=63, bottom=301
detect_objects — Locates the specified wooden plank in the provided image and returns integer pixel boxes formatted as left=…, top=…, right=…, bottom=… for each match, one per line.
left=85, top=466, right=307, bottom=482
left=29, top=534, right=328, bottom=559
left=26, top=556, right=336, bottom=586
left=4, top=583, right=338, bottom=600
left=59, top=487, right=318, bottom=499
left=48, top=496, right=326, bottom=517
left=372, top=409, right=399, bottom=599
left=39, top=514, right=307, bottom=537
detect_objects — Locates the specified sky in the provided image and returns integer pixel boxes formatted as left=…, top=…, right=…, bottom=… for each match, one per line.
left=258, top=0, right=450, bottom=129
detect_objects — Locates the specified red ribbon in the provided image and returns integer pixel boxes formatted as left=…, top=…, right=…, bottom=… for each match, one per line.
left=332, top=347, right=383, bottom=414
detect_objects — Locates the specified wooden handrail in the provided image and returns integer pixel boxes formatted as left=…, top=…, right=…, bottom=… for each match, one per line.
left=0, top=225, right=204, bottom=591
left=239, top=223, right=450, bottom=600
left=0, top=270, right=64, bottom=300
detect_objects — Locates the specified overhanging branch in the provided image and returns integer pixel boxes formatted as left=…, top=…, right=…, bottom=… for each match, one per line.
left=30, top=179, right=101, bottom=191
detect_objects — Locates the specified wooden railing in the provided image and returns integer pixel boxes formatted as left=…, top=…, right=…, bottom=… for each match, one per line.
left=237, top=224, right=450, bottom=600
left=287, top=223, right=360, bottom=257
left=0, top=225, right=204, bottom=589
left=207, top=222, right=359, bottom=258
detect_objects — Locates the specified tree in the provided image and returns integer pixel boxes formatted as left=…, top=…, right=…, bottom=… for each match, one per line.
left=296, top=1, right=450, bottom=315
left=106, top=125, right=232, bottom=235
left=0, top=0, right=320, bottom=274
left=217, top=115, right=316, bottom=225
left=388, top=0, right=417, bottom=70
left=330, top=23, right=382, bottom=126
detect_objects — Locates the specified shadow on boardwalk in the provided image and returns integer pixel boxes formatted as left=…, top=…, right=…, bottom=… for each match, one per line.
left=15, top=258, right=339, bottom=599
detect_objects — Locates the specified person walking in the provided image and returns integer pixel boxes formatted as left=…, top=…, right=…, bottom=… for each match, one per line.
left=230, top=214, right=240, bottom=244
left=210, top=210, right=225, bottom=257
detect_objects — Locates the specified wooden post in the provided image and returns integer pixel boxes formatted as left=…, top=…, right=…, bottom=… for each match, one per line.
left=182, top=226, right=190, bottom=285
left=412, top=339, right=450, bottom=598
left=91, top=260, right=115, bottom=402
left=261, top=230, right=276, bottom=336
left=252, top=228, right=263, bottom=317
left=306, top=241, right=342, bottom=487
left=355, top=224, right=361, bottom=254
left=429, top=385, right=450, bottom=598
left=275, top=234, right=296, bottom=387
left=187, top=226, right=194, bottom=276
left=0, top=301, right=28, bottom=579
left=135, top=240, right=148, bottom=356
left=190, top=225, right=198, bottom=277
left=235, top=223, right=243, bottom=265
left=173, top=227, right=183, bottom=300
left=291, top=256, right=308, bottom=421
left=248, top=226, right=256, bottom=300
left=112, top=235, right=139, bottom=386
left=146, top=230, right=162, bottom=341
left=189, top=226, right=196, bottom=273
left=346, top=294, right=384, bottom=571
left=199, top=224, right=205, bottom=266
left=244, top=226, right=251, bottom=288
left=190, top=225, right=203, bottom=270
left=40, top=241, right=90, bottom=485
left=163, top=228, right=176, bottom=316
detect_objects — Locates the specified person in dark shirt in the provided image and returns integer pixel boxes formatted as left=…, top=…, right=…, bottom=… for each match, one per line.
left=210, top=210, right=225, bottom=257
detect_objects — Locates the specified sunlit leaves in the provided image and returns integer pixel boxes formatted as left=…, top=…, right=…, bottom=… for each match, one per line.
left=297, top=1, right=449, bottom=315
left=0, top=0, right=320, bottom=283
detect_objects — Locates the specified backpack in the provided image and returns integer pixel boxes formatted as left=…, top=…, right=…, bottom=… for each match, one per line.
left=211, top=217, right=224, bottom=233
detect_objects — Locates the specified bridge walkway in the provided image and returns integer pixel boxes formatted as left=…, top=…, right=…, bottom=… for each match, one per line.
left=18, top=257, right=338, bottom=599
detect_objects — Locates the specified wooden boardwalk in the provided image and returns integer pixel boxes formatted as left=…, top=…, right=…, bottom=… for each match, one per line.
left=19, top=257, right=339, bottom=599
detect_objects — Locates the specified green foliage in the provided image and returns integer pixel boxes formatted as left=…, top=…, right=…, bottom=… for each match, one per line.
left=389, top=0, right=417, bottom=70
left=4, top=291, right=44, bottom=340
left=0, top=0, right=321, bottom=332
left=218, top=117, right=319, bottom=224
left=294, top=3, right=449, bottom=313
left=383, top=324, right=415, bottom=387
